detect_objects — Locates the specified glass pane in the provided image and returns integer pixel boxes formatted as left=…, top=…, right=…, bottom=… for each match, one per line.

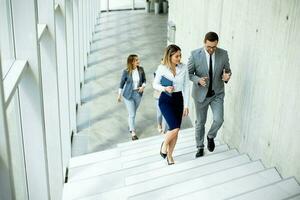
left=110, top=0, right=132, bottom=10
left=101, top=0, right=145, bottom=11
left=100, top=0, right=106, bottom=11
left=0, top=0, right=15, bottom=79
left=134, top=0, right=145, bottom=9
left=6, top=89, right=28, bottom=200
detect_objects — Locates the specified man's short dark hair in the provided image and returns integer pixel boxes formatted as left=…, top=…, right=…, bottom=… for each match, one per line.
left=204, top=32, right=219, bottom=42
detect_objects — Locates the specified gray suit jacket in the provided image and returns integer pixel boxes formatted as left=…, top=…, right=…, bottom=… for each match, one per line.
left=119, top=66, right=146, bottom=99
left=188, top=47, right=231, bottom=103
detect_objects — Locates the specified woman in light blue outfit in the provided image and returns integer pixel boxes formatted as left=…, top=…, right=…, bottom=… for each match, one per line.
left=118, top=54, right=146, bottom=141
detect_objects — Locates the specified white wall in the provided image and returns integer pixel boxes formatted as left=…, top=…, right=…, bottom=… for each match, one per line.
left=169, top=0, right=300, bottom=181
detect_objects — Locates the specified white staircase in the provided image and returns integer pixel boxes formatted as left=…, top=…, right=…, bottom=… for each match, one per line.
left=63, top=128, right=300, bottom=200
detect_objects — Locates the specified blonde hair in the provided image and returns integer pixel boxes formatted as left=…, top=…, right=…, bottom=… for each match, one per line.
left=127, top=54, right=138, bottom=74
left=162, top=44, right=181, bottom=70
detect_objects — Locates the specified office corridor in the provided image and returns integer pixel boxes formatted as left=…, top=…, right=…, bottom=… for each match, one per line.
left=64, top=9, right=300, bottom=200
left=72, top=10, right=193, bottom=156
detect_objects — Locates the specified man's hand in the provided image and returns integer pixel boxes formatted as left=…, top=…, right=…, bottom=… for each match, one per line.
left=222, top=69, right=231, bottom=82
left=198, top=77, right=208, bottom=87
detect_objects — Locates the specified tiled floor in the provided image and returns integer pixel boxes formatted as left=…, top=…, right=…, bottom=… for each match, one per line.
left=72, top=9, right=193, bottom=156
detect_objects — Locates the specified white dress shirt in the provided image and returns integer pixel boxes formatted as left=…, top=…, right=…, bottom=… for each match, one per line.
left=153, top=63, right=190, bottom=108
left=204, top=49, right=215, bottom=77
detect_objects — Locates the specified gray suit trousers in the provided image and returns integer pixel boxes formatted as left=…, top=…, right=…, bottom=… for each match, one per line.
left=194, top=95, right=224, bottom=149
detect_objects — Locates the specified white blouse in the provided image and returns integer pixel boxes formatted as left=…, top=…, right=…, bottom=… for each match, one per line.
left=132, top=68, right=139, bottom=90
left=153, top=63, right=190, bottom=108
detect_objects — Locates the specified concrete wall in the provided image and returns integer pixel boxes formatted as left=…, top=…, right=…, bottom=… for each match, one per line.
left=169, top=0, right=300, bottom=181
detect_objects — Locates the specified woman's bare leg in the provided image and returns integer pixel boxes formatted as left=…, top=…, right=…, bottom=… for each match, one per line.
left=161, top=128, right=179, bottom=154
left=167, top=130, right=179, bottom=163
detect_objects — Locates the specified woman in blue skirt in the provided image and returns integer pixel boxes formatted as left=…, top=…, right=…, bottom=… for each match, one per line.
left=153, top=44, right=190, bottom=165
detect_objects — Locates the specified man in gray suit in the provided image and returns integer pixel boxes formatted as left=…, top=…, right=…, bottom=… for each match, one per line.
left=188, top=32, right=231, bottom=158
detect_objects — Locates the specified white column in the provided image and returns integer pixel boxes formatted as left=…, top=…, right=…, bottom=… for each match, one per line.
left=79, top=0, right=84, bottom=84
left=37, top=0, right=64, bottom=199
left=90, top=0, right=93, bottom=45
left=83, top=1, right=88, bottom=71
left=88, top=0, right=91, bottom=54
left=66, top=0, right=77, bottom=142
left=91, top=0, right=94, bottom=43
left=73, top=0, right=81, bottom=106
left=55, top=0, right=72, bottom=177
left=0, top=54, right=14, bottom=200
left=10, top=0, right=50, bottom=199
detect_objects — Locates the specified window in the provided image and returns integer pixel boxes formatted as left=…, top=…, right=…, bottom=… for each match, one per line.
left=100, top=0, right=145, bottom=11
left=0, top=0, right=15, bottom=79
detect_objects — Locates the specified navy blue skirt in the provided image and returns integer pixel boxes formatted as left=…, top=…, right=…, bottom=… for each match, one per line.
left=159, top=92, right=184, bottom=130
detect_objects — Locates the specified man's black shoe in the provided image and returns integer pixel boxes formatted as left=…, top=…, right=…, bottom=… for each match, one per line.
left=207, top=136, right=215, bottom=152
left=195, top=148, right=204, bottom=158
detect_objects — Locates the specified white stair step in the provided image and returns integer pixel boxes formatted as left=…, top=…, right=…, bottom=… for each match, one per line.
left=68, top=133, right=196, bottom=172
left=119, top=129, right=196, bottom=152
left=121, top=135, right=195, bottom=156
left=125, top=149, right=239, bottom=185
left=228, top=178, right=300, bottom=200
left=121, top=137, right=195, bottom=162
left=285, top=194, right=300, bottom=200
left=122, top=142, right=221, bottom=169
left=117, top=128, right=194, bottom=148
left=68, top=144, right=228, bottom=182
left=169, top=143, right=228, bottom=164
left=63, top=160, right=168, bottom=199
left=128, top=161, right=265, bottom=200
left=68, top=140, right=195, bottom=180
left=129, top=159, right=264, bottom=200
left=173, top=168, right=281, bottom=200
left=69, top=129, right=196, bottom=168
left=79, top=155, right=256, bottom=200
left=69, top=148, right=120, bottom=168
left=63, top=147, right=232, bottom=199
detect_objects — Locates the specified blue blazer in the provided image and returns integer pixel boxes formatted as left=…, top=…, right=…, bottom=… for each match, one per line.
left=119, top=66, right=146, bottom=99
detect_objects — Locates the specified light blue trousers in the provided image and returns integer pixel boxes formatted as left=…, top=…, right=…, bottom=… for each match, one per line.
left=123, top=91, right=142, bottom=132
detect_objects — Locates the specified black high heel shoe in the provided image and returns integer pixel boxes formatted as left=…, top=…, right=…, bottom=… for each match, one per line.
left=160, top=142, right=167, bottom=159
left=167, top=157, right=175, bottom=165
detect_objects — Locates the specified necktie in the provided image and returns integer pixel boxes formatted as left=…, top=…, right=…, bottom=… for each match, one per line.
left=207, top=54, right=214, bottom=97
